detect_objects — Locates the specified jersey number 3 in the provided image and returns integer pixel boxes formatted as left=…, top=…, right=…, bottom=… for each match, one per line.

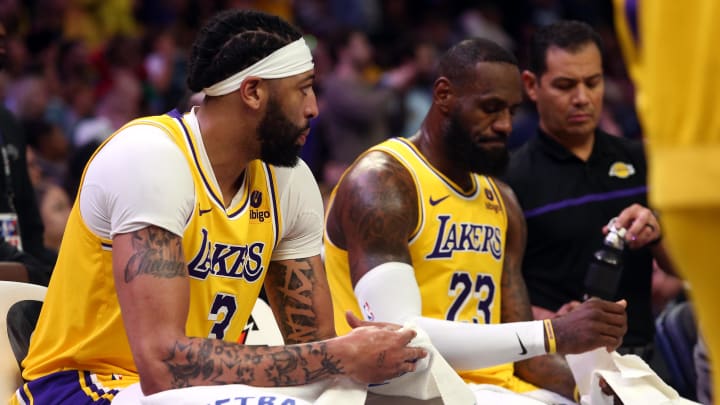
left=446, top=271, right=496, bottom=324
left=208, top=293, right=238, bottom=339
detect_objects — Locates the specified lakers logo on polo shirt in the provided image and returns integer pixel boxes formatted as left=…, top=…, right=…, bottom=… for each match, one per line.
left=608, top=161, right=636, bottom=178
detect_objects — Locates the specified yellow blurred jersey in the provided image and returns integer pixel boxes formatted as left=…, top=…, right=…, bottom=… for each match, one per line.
left=22, top=113, right=282, bottom=387
left=614, top=1, right=720, bottom=400
left=325, top=137, right=536, bottom=391
left=614, top=0, right=720, bottom=208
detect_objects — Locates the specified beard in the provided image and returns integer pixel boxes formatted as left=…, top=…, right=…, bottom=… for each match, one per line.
left=443, top=109, right=509, bottom=177
left=257, top=97, right=306, bottom=167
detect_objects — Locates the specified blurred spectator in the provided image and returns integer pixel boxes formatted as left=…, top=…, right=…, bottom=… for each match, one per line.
left=34, top=181, right=71, bottom=252
left=73, top=70, right=142, bottom=147
left=63, top=0, right=139, bottom=51
left=318, top=29, right=404, bottom=186
left=143, top=29, right=187, bottom=114
left=22, top=119, right=69, bottom=186
left=651, top=260, right=686, bottom=317
left=26, top=147, right=71, bottom=252
left=46, top=39, right=98, bottom=138
left=0, top=21, right=56, bottom=278
left=63, top=139, right=100, bottom=199
left=458, top=4, right=515, bottom=52
left=5, top=75, right=50, bottom=121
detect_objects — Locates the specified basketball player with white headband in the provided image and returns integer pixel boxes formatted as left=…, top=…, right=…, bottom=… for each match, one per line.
left=13, top=9, right=427, bottom=405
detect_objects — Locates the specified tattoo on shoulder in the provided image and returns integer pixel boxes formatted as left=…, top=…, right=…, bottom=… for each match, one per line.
left=124, top=227, right=186, bottom=283
left=347, top=161, right=416, bottom=256
left=162, top=338, right=343, bottom=388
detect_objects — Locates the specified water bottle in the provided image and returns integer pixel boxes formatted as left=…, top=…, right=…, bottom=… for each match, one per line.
left=584, top=218, right=627, bottom=300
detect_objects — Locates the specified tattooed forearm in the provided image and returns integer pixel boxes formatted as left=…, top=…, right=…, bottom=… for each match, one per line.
left=267, top=259, right=320, bottom=343
left=515, top=355, right=575, bottom=399
left=124, top=226, right=186, bottom=283
left=500, top=260, right=533, bottom=323
left=162, top=338, right=344, bottom=388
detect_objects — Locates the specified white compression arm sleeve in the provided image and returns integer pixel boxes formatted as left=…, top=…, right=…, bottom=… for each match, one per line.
left=354, top=262, right=548, bottom=371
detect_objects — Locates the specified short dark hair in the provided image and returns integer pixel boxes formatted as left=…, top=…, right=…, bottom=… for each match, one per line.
left=187, top=9, right=303, bottom=93
left=528, top=20, right=603, bottom=76
left=438, top=38, right=518, bottom=87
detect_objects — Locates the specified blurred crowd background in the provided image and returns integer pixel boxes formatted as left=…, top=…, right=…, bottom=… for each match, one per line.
left=0, top=0, right=641, bottom=259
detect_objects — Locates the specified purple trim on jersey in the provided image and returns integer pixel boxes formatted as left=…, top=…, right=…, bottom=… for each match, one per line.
left=166, top=109, right=183, bottom=119
left=100, top=242, right=112, bottom=249
left=171, top=115, right=225, bottom=209
left=82, top=371, right=118, bottom=398
left=625, top=0, right=640, bottom=44
left=226, top=170, right=250, bottom=218
left=17, top=370, right=117, bottom=405
left=171, top=114, right=252, bottom=217
left=263, top=163, right=281, bottom=248
left=524, top=186, right=647, bottom=218
left=394, top=137, right=479, bottom=198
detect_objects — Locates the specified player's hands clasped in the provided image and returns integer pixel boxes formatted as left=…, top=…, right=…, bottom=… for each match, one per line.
left=338, top=312, right=428, bottom=384
left=551, top=298, right=628, bottom=354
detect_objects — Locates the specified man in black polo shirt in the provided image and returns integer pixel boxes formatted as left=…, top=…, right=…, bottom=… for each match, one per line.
left=503, top=21, right=676, bottom=365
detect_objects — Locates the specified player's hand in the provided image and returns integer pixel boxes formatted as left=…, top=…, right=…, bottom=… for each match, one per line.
left=551, top=298, right=627, bottom=354
left=604, top=204, right=661, bottom=249
left=338, top=311, right=427, bottom=384
left=556, top=300, right=582, bottom=316
left=599, top=377, right=625, bottom=404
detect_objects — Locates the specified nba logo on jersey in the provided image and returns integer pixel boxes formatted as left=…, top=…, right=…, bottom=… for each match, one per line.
left=0, top=212, right=22, bottom=250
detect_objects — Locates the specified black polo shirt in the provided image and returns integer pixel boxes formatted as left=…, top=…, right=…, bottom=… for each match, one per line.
left=503, top=129, right=654, bottom=346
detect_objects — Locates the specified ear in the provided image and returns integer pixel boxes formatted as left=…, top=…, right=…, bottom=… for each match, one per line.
left=521, top=70, right=539, bottom=102
left=238, top=77, right=266, bottom=110
left=433, top=77, right=454, bottom=114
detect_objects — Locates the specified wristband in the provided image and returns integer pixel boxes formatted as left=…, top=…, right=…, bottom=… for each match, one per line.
left=573, top=385, right=580, bottom=402
left=543, top=319, right=557, bottom=354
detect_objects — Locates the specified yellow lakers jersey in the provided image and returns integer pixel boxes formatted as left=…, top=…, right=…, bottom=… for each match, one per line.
left=614, top=0, right=720, bottom=208
left=325, top=138, right=534, bottom=391
left=22, top=112, right=282, bottom=389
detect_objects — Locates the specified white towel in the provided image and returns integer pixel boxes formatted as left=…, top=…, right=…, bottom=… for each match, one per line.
left=368, top=321, right=475, bottom=404
left=566, top=348, right=701, bottom=405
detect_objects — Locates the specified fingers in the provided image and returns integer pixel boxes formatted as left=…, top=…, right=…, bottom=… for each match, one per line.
left=613, top=204, right=661, bottom=248
left=588, top=300, right=627, bottom=350
left=400, top=326, right=418, bottom=341
left=346, top=310, right=404, bottom=331
left=558, top=298, right=626, bottom=353
left=346, top=310, right=363, bottom=328
left=584, top=297, right=626, bottom=315
left=404, top=346, right=428, bottom=364
left=557, top=300, right=582, bottom=315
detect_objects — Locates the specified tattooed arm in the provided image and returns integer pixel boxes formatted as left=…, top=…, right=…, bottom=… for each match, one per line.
left=113, top=226, right=426, bottom=395
left=495, top=182, right=577, bottom=399
left=497, top=181, right=627, bottom=400
left=263, top=255, right=337, bottom=344
left=327, top=151, right=418, bottom=280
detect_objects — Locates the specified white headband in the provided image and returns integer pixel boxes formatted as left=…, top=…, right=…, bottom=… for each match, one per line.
left=202, top=37, right=314, bottom=97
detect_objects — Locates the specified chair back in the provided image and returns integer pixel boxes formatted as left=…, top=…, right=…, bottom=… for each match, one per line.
left=0, top=281, right=46, bottom=402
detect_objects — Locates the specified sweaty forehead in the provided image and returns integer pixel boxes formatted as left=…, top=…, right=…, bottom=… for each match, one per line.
left=465, top=61, right=522, bottom=103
